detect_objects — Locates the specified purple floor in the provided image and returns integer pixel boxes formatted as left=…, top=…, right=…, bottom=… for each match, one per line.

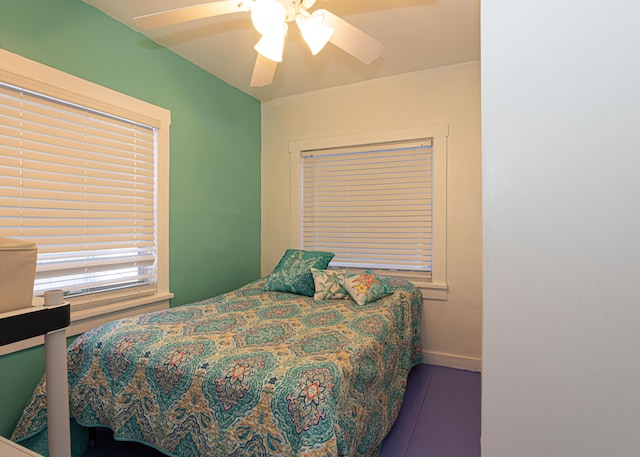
left=81, top=364, right=481, bottom=457
left=380, top=364, right=481, bottom=457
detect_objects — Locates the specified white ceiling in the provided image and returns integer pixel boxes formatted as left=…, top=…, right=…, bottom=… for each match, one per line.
left=83, top=0, right=480, bottom=101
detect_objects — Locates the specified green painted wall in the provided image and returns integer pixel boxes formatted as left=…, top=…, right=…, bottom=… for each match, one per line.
left=0, top=0, right=261, bottom=437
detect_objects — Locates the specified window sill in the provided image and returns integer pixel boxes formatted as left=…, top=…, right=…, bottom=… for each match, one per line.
left=0, top=292, right=173, bottom=355
left=413, top=281, right=448, bottom=301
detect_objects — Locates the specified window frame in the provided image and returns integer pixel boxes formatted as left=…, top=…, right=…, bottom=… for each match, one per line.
left=290, top=125, right=448, bottom=300
left=0, top=49, right=173, bottom=354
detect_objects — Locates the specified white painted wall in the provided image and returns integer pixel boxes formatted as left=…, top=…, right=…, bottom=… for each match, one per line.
left=261, top=61, right=482, bottom=370
left=482, top=1, right=640, bottom=455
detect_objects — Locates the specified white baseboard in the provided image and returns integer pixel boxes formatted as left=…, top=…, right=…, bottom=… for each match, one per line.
left=422, top=350, right=482, bottom=372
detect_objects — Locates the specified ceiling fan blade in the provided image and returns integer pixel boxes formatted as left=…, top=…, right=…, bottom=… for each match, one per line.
left=250, top=54, right=278, bottom=87
left=316, top=9, right=384, bottom=65
left=134, top=1, right=246, bottom=29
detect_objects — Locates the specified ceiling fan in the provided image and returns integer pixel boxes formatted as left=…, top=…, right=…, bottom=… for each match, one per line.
left=133, top=0, right=384, bottom=87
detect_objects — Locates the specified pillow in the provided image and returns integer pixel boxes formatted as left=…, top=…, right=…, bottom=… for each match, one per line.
left=341, top=270, right=392, bottom=306
left=311, top=267, right=350, bottom=301
left=264, top=249, right=335, bottom=296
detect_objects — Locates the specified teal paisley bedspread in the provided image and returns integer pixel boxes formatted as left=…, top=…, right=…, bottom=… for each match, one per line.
left=12, top=278, right=422, bottom=457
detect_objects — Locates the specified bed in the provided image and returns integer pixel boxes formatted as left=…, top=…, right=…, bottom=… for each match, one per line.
left=12, top=257, right=422, bottom=457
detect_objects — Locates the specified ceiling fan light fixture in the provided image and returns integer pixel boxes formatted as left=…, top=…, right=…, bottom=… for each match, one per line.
left=254, top=30, right=286, bottom=62
left=251, top=0, right=286, bottom=36
left=133, top=0, right=385, bottom=88
left=297, top=11, right=334, bottom=55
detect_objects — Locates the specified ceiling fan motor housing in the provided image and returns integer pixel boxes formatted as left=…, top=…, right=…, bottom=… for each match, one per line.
left=277, top=0, right=317, bottom=22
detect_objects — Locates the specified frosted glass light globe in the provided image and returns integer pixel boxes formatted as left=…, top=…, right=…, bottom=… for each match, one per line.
left=251, top=0, right=286, bottom=36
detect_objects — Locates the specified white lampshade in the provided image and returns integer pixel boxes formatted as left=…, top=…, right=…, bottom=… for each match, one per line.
left=251, top=0, right=286, bottom=36
left=296, top=11, right=334, bottom=55
left=254, top=30, right=286, bottom=62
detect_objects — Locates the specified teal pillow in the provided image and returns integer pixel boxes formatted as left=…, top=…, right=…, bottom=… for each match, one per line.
left=341, top=270, right=392, bottom=305
left=311, top=267, right=350, bottom=301
left=264, top=249, right=335, bottom=296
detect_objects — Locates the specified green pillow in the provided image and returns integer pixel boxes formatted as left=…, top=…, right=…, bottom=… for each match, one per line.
left=311, top=267, right=350, bottom=301
left=341, top=270, right=392, bottom=305
left=264, top=249, right=335, bottom=296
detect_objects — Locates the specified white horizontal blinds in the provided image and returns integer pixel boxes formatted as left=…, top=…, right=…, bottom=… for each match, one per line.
left=302, top=139, right=433, bottom=277
left=0, top=82, right=157, bottom=297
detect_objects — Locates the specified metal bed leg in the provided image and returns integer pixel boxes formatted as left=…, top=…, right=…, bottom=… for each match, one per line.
left=88, top=427, right=97, bottom=448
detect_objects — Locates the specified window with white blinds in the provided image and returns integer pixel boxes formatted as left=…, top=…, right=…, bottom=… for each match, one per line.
left=0, top=82, right=157, bottom=299
left=290, top=125, right=448, bottom=297
left=301, top=139, right=433, bottom=277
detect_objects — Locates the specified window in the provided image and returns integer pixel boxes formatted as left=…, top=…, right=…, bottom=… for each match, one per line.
left=290, top=125, right=448, bottom=299
left=0, top=83, right=157, bottom=298
left=0, top=49, right=172, bottom=353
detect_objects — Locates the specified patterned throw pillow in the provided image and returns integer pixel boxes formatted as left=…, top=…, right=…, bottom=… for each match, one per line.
left=341, top=270, right=392, bottom=306
left=311, top=268, right=349, bottom=301
left=264, top=249, right=335, bottom=297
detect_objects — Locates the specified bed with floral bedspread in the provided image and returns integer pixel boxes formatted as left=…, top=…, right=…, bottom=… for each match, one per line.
left=12, top=277, right=422, bottom=457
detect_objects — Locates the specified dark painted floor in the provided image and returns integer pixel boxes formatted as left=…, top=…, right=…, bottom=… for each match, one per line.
left=82, top=364, right=481, bottom=457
